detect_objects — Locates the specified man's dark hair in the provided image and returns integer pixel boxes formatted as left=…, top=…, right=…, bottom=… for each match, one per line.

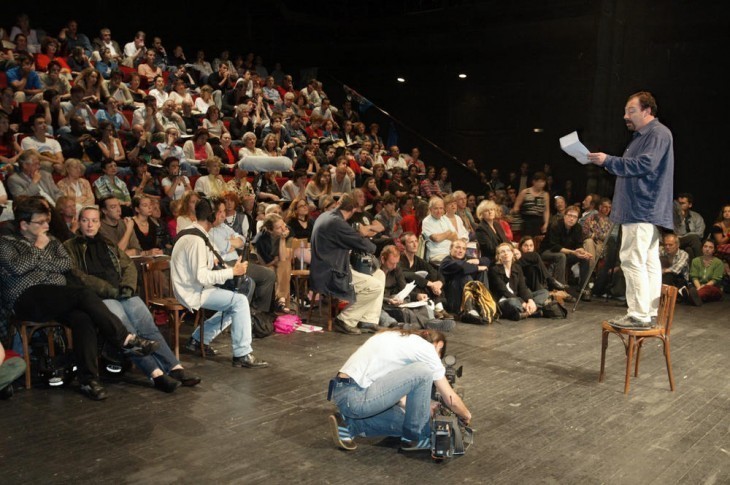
left=164, top=156, right=179, bottom=168
left=98, top=196, right=117, bottom=212
left=338, top=193, right=355, bottom=212
left=13, top=196, right=50, bottom=225
left=100, top=158, right=116, bottom=171
left=42, top=88, right=59, bottom=102
left=677, top=192, right=694, bottom=205
left=195, top=197, right=222, bottom=223
left=588, top=193, right=601, bottom=209
left=532, top=171, right=547, bottom=182
left=28, top=113, right=46, bottom=126
left=629, top=91, right=658, bottom=116
left=70, top=85, right=84, bottom=96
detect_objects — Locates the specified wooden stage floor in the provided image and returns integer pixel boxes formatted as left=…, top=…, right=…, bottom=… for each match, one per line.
left=2, top=297, right=728, bottom=484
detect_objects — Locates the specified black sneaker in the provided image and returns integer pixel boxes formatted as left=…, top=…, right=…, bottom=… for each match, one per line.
left=185, top=337, right=218, bottom=357
left=79, top=379, right=108, bottom=401
left=0, top=384, right=14, bottom=400
left=356, top=321, right=377, bottom=333
left=328, top=413, right=357, bottom=451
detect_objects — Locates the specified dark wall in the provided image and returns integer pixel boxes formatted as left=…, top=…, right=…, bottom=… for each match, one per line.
left=6, top=0, right=729, bottom=223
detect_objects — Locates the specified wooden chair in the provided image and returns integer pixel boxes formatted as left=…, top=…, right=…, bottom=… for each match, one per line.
left=306, top=292, right=337, bottom=332
left=289, top=238, right=311, bottom=318
left=140, top=258, right=201, bottom=359
left=13, top=319, right=73, bottom=390
left=599, top=285, right=678, bottom=394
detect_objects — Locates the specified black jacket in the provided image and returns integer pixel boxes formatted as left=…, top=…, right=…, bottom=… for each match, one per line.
left=475, top=220, right=509, bottom=261
left=488, top=263, right=532, bottom=302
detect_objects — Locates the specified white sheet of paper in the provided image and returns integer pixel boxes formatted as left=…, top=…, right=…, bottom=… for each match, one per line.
left=399, top=300, right=427, bottom=308
left=560, top=131, right=590, bottom=164
left=394, top=281, right=417, bottom=301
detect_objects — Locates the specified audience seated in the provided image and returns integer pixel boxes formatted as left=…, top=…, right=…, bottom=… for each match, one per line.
left=194, top=157, right=227, bottom=198
left=581, top=197, right=614, bottom=261
left=131, top=194, right=164, bottom=255
left=176, top=190, right=200, bottom=232
left=674, top=193, right=706, bottom=260
left=489, top=242, right=549, bottom=321
left=689, top=239, right=724, bottom=304
left=710, top=204, right=730, bottom=267
left=7, top=150, right=63, bottom=205
left=540, top=205, right=592, bottom=298
left=56, top=158, right=94, bottom=211
left=253, top=213, right=293, bottom=314
left=20, top=114, right=63, bottom=172
left=439, top=239, right=490, bottom=315
left=64, top=205, right=199, bottom=393
left=422, top=196, right=460, bottom=265
left=398, top=232, right=449, bottom=316
left=99, top=196, right=141, bottom=256
left=183, top=128, right=214, bottom=170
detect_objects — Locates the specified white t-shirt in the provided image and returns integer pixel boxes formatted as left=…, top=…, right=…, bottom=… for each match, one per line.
left=340, top=332, right=445, bottom=388
left=20, top=136, right=62, bottom=156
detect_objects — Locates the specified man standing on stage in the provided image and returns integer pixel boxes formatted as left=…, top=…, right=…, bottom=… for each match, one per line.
left=588, top=91, right=674, bottom=328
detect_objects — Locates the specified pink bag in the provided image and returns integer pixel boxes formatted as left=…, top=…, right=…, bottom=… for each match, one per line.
left=274, top=314, right=302, bottom=334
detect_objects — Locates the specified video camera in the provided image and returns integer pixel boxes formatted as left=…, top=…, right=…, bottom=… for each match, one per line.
left=431, top=355, right=474, bottom=462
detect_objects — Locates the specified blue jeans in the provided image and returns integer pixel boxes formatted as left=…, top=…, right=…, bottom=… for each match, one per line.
left=331, top=362, right=433, bottom=442
left=193, top=288, right=252, bottom=358
left=499, top=288, right=550, bottom=320
left=103, top=297, right=179, bottom=377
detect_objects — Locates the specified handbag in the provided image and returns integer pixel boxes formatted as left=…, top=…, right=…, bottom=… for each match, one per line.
left=542, top=300, right=568, bottom=319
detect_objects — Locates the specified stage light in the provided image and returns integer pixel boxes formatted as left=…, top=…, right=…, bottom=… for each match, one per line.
left=397, top=77, right=406, bottom=83
left=458, top=73, right=467, bottom=79
left=533, top=128, right=544, bottom=133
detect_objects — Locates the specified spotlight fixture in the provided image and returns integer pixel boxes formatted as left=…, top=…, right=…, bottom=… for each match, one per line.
left=533, top=128, right=544, bottom=133
left=397, top=77, right=406, bottom=83
left=458, top=73, right=467, bottom=79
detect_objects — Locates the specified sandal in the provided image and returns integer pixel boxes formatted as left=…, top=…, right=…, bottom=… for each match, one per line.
left=275, top=299, right=295, bottom=315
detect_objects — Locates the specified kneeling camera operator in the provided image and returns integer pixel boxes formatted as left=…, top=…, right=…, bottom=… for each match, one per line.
left=327, top=328, right=472, bottom=453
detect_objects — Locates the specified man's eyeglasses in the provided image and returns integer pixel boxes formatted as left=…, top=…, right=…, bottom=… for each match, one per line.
left=28, top=218, right=51, bottom=225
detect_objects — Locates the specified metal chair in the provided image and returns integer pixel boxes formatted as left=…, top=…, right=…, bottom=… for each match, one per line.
left=599, top=284, right=678, bottom=394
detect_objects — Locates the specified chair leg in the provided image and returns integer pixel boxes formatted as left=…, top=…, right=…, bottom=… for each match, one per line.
left=197, top=311, right=206, bottom=359
left=327, top=295, right=334, bottom=332
left=663, top=336, right=675, bottom=391
left=172, top=311, right=181, bottom=360
left=599, top=329, right=609, bottom=383
left=624, top=335, right=635, bottom=394
left=21, top=325, right=32, bottom=390
left=307, top=292, right=316, bottom=324
left=634, top=339, right=644, bottom=377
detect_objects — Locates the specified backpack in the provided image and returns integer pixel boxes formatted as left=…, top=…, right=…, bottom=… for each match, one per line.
left=273, top=314, right=302, bottom=334
left=251, top=310, right=275, bottom=338
left=459, top=280, right=499, bottom=324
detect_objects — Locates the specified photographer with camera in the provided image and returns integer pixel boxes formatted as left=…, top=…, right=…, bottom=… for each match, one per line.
left=328, top=328, right=471, bottom=452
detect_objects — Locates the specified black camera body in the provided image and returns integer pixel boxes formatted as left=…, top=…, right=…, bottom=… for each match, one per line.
left=431, top=355, right=474, bottom=462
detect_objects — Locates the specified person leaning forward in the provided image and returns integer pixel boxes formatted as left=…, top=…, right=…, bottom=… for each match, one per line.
left=310, top=193, right=385, bottom=335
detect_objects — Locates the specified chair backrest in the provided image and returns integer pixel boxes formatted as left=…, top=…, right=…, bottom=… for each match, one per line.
left=656, top=284, right=678, bottom=335
left=289, top=237, right=310, bottom=271
left=141, top=258, right=173, bottom=306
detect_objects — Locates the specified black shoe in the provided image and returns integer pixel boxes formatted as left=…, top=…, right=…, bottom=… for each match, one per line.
left=79, top=379, right=108, bottom=401
left=328, top=413, right=357, bottom=451
left=0, top=384, right=14, bottom=400
left=334, top=318, right=361, bottom=335
left=548, top=278, right=568, bottom=291
left=356, top=321, right=377, bottom=333
left=153, top=374, right=181, bottom=393
left=169, top=369, right=201, bottom=387
left=232, top=353, right=270, bottom=368
left=687, top=286, right=703, bottom=307
left=123, top=336, right=160, bottom=356
left=399, top=437, right=431, bottom=452
left=517, top=311, right=530, bottom=320
left=185, top=337, right=218, bottom=357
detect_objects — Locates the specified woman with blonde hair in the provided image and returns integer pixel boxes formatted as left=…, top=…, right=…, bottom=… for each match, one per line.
left=57, top=158, right=95, bottom=213
left=193, top=157, right=227, bottom=198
